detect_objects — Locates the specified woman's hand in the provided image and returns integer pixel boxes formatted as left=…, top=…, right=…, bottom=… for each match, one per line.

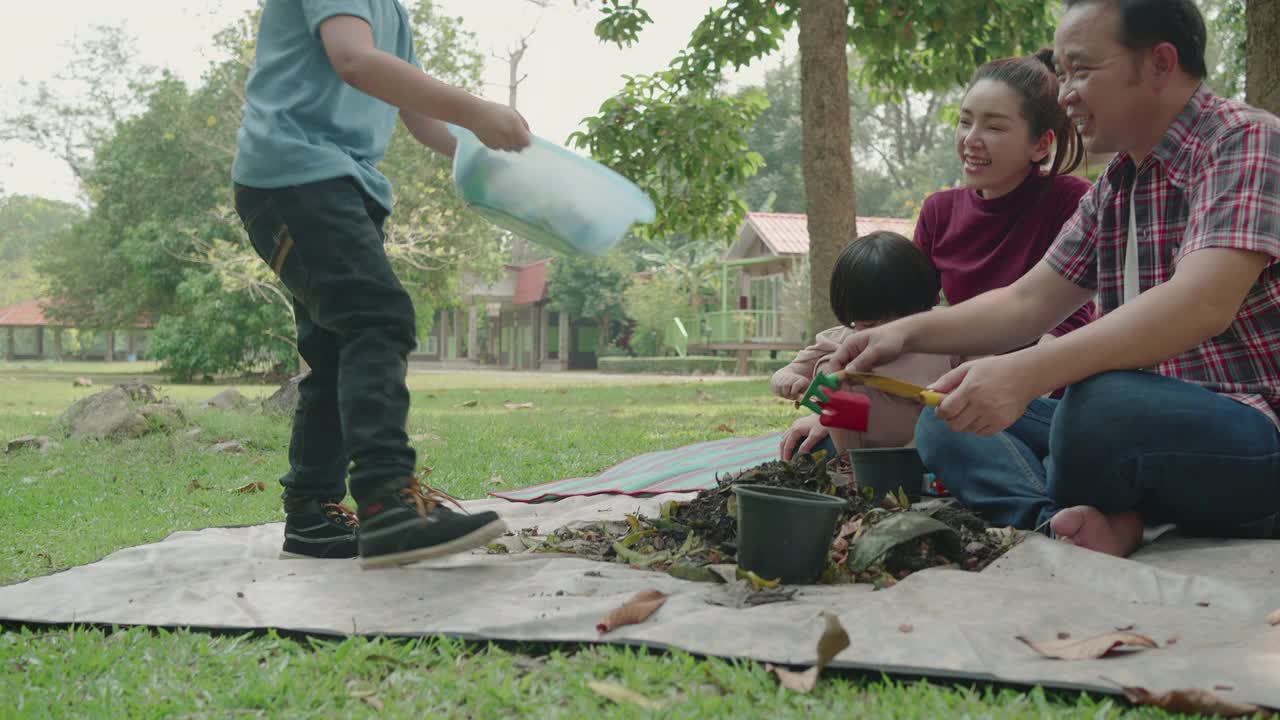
left=780, top=414, right=830, bottom=462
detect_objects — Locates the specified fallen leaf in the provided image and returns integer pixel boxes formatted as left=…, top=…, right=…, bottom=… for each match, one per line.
left=1017, top=630, right=1157, bottom=660
left=596, top=590, right=668, bottom=634
left=1215, top=684, right=1235, bottom=691
left=587, top=680, right=667, bottom=710
left=46, top=468, right=64, bottom=477
left=72, top=377, right=93, bottom=387
left=503, top=401, right=535, bottom=410
left=735, top=567, right=782, bottom=590
left=1114, top=624, right=1135, bottom=632
left=232, top=481, right=266, bottom=494
left=347, top=686, right=385, bottom=711
left=695, top=389, right=713, bottom=402
left=457, top=399, right=479, bottom=408
left=1057, top=632, right=1072, bottom=640
left=1267, top=609, right=1280, bottom=626
left=767, top=611, right=850, bottom=693
left=187, top=479, right=207, bottom=492
left=488, top=475, right=505, bottom=486
left=1117, top=684, right=1271, bottom=718
left=1197, top=601, right=1211, bottom=608
left=1166, top=636, right=1180, bottom=646
left=210, top=440, right=245, bottom=454
left=409, top=432, right=440, bottom=443
left=899, top=624, right=914, bottom=634
left=715, top=423, right=735, bottom=433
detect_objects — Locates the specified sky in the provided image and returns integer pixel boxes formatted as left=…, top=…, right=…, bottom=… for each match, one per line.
left=0, top=0, right=785, bottom=205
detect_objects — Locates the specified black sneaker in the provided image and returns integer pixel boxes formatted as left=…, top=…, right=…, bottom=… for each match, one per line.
left=279, top=499, right=359, bottom=559
left=357, top=478, right=506, bottom=569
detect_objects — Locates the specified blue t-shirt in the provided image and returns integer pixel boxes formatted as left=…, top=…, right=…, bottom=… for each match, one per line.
left=232, top=0, right=417, bottom=212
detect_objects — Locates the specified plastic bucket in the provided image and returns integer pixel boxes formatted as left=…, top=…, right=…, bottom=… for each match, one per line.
left=448, top=125, right=656, bottom=256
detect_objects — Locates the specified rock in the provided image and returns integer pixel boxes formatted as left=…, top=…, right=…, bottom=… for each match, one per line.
left=262, top=373, right=306, bottom=415
left=57, top=383, right=183, bottom=440
left=199, top=389, right=247, bottom=411
left=72, top=377, right=93, bottom=387
left=5, top=435, right=56, bottom=454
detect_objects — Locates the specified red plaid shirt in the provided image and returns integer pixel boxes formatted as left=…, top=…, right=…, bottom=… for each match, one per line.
left=1047, top=85, right=1280, bottom=428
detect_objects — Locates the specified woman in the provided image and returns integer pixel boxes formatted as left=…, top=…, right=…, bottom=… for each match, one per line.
left=776, top=48, right=1092, bottom=461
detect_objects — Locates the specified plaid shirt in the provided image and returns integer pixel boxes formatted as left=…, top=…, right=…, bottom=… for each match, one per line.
left=1046, top=84, right=1280, bottom=428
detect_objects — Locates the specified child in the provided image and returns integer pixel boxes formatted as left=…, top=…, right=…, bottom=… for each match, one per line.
left=232, top=0, right=529, bottom=568
left=774, top=231, right=953, bottom=461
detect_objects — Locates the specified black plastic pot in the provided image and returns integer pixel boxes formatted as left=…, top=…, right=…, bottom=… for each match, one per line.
left=849, top=447, right=927, bottom=500
left=733, top=484, right=848, bottom=585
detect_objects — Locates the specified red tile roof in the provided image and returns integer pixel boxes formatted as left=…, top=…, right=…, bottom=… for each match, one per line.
left=738, top=212, right=917, bottom=257
left=512, top=259, right=551, bottom=305
left=0, top=299, right=49, bottom=327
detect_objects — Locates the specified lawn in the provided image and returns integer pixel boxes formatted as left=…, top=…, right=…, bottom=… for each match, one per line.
left=0, top=362, right=1171, bottom=718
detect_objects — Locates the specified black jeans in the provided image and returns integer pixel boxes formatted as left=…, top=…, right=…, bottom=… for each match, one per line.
left=234, top=178, right=417, bottom=505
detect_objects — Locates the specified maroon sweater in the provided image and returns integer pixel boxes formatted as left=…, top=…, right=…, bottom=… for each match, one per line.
left=914, top=170, right=1095, bottom=337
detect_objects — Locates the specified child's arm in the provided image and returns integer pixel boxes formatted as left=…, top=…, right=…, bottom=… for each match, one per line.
left=400, top=110, right=456, bottom=157
left=318, top=15, right=530, bottom=151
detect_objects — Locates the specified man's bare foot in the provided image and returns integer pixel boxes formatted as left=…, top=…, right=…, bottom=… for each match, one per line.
left=1049, top=506, right=1144, bottom=557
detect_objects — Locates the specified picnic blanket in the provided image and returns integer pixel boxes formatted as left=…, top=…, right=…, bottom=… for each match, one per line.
left=489, top=433, right=782, bottom=502
left=2, top=492, right=1278, bottom=709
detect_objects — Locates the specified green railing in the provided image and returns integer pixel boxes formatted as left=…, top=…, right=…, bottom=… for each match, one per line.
left=698, top=310, right=781, bottom=344
left=665, top=317, right=689, bottom=358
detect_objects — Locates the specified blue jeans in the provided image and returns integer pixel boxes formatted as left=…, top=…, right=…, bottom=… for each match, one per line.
left=915, top=370, right=1280, bottom=538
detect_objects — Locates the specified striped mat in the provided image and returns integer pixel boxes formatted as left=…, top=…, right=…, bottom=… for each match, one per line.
left=489, top=433, right=783, bottom=503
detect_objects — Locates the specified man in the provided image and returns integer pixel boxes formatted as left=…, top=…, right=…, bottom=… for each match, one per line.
left=830, top=0, right=1280, bottom=556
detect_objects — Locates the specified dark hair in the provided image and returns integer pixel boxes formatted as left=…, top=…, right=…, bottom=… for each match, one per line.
left=969, top=48, right=1084, bottom=178
left=1064, top=0, right=1207, bottom=78
left=830, top=231, right=939, bottom=326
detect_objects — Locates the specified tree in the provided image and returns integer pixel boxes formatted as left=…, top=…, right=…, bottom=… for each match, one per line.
left=546, top=253, right=632, bottom=352
left=0, top=195, right=84, bottom=306
left=574, top=0, right=1056, bottom=334
left=1247, top=0, right=1280, bottom=114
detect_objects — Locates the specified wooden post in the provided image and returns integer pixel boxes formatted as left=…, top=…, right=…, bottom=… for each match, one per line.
left=52, top=328, right=63, bottom=359
left=736, top=349, right=750, bottom=376
left=509, top=311, right=519, bottom=370
left=439, top=310, right=451, bottom=361
left=539, top=303, right=550, bottom=368
left=35, top=327, right=44, bottom=357
left=4, top=327, right=13, bottom=361
left=558, top=311, right=570, bottom=371
left=467, top=304, right=478, bottom=361
left=127, top=331, right=138, bottom=359
left=105, top=330, right=115, bottom=362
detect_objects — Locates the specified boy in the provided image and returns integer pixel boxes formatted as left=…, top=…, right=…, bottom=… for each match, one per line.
left=232, top=0, right=529, bottom=568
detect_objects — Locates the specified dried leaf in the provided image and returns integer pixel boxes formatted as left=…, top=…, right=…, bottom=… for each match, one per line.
left=1197, top=601, right=1211, bottom=608
left=457, top=399, right=479, bottom=408
left=232, top=481, right=267, bottom=494
left=898, top=624, right=914, bottom=634
left=187, top=479, right=207, bottom=493
left=503, top=401, right=535, bottom=410
left=767, top=611, right=850, bottom=693
left=1057, top=632, right=1072, bottom=640
left=1119, top=684, right=1271, bottom=718
left=735, top=567, right=782, bottom=590
left=587, top=680, right=668, bottom=710
left=211, top=440, right=245, bottom=453
left=715, top=423, right=735, bottom=433
left=1267, top=608, right=1280, bottom=626
left=695, top=389, right=713, bottom=402
left=1017, top=630, right=1157, bottom=660
left=596, top=589, right=668, bottom=634
left=487, top=475, right=505, bottom=486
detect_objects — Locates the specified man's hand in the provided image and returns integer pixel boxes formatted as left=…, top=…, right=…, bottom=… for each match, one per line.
left=929, top=353, right=1041, bottom=436
left=464, top=100, right=531, bottom=152
left=780, top=414, right=830, bottom=462
left=829, top=324, right=909, bottom=374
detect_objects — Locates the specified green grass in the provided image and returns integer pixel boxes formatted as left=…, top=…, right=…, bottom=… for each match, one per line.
left=0, top=363, right=1170, bottom=718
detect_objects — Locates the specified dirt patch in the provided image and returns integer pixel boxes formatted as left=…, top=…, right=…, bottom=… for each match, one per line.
left=500, top=451, right=1020, bottom=587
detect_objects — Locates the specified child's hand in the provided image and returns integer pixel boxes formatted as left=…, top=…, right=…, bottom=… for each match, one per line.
left=466, top=100, right=531, bottom=152
left=780, top=414, right=829, bottom=462
left=772, top=371, right=811, bottom=401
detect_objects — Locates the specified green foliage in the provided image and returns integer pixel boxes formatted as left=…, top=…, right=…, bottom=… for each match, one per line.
left=547, top=253, right=633, bottom=320
left=148, top=270, right=296, bottom=382
left=1206, top=0, right=1246, bottom=100
left=0, top=196, right=84, bottom=307
left=623, top=272, right=692, bottom=356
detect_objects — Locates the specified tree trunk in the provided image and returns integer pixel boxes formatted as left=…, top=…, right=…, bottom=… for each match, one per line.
left=798, top=0, right=856, bottom=336
left=1248, top=0, right=1280, bottom=114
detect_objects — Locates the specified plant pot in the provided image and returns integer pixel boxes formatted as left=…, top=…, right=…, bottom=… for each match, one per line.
left=849, top=447, right=927, bottom=501
left=733, top=484, right=849, bottom=585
